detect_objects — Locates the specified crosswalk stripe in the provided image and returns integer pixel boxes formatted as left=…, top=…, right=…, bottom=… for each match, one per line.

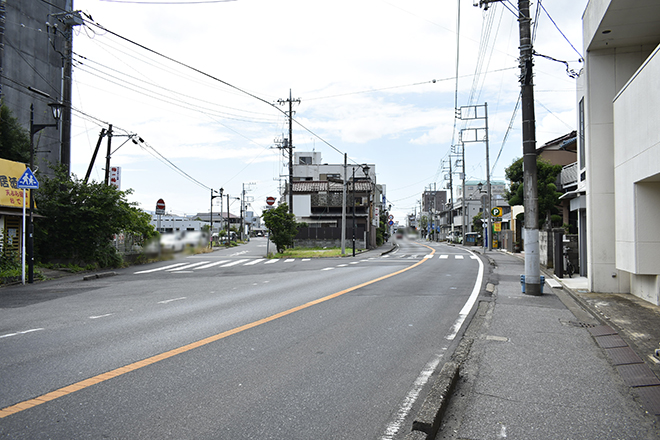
left=455, top=255, right=464, bottom=260
left=424, top=254, right=433, bottom=259
left=243, top=259, right=266, bottom=266
left=194, top=260, right=229, bottom=270
left=284, top=259, right=295, bottom=263
left=439, top=255, right=449, bottom=259
left=168, top=261, right=211, bottom=271
left=220, top=259, right=249, bottom=267
left=471, top=256, right=478, bottom=260
left=264, top=260, right=279, bottom=264
left=134, top=263, right=188, bottom=274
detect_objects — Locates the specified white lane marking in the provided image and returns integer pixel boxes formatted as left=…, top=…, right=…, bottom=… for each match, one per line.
left=0, top=328, right=44, bottom=339
left=446, top=249, right=484, bottom=341
left=284, top=259, right=295, bottom=263
left=168, top=261, right=210, bottom=271
left=382, top=254, right=391, bottom=258
left=302, top=259, right=311, bottom=261
left=134, top=263, right=187, bottom=274
left=158, top=297, right=187, bottom=304
left=455, top=255, right=464, bottom=260
left=380, top=351, right=445, bottom=440
left=264, top=260, right=279, bottom=264
left=322, top=267, right=334, bottom=271
left=243, top=259, right=266, bottom=266
left=424, top=254, right=433, bottom=259
left=89, top=313, right=113, bottom=320
left=220, top=259, right=249, bottom=267
left=193, top=260, right=229, bottom=270
left=471, top=255, right=478, bottom=260
left=337, top=264, right=348, bottom=267
left=439, top=255, right=449, bottom=259
left=350, top=261, right=360, bottom=265
left=499, top=424, right=507, bottom=438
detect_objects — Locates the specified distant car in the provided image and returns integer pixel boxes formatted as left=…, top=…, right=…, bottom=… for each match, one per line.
left=395, top=230, right=404, bottom=239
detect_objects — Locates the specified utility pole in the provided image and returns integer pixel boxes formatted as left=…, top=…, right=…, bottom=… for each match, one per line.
left=341, top=153, right=347, bottom=255
left=476, top=0, right=540, bottom=294
left=278, top=90, right=300, bottom=214
left=104, top=125, right=113, bottom=185
left=458, top=103, right=492, bottom=251
left=518, top=0, right=541, bottom=295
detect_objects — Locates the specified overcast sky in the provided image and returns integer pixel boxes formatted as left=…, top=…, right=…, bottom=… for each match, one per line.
left=70, top=0, right=588, bottom=223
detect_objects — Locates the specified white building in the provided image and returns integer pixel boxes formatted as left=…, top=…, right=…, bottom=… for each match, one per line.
left=576, top=0, right=660, bottom=305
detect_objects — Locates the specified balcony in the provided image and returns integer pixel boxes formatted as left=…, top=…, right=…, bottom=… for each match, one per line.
left=560, top=162, right=578, bottom=190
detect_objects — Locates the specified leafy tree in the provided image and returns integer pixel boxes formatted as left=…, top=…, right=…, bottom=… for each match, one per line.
left=261, top=203, right=302, bottom=253
left=34, top=166, right=157, bottom=267
left=504, top=157, right=563, bottom=228
left=376, top=211, right=388, bottom=246
left=0, top=103, right=30, bottom=163
left=472, top=211, right=484, bottom=234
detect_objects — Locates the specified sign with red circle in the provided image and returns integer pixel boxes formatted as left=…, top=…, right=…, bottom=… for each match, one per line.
left=156, top=198, right=166, bottom=215
left=266, top=197, right=276, bottom=206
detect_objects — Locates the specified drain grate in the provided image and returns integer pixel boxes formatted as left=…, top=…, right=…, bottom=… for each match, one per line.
left=561, top=320, right=598, bottom=328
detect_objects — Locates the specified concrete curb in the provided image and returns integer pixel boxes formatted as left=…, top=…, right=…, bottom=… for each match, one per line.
left=82, top=272, right=118, bottom=281
left=381, top=243, right=398, bottom=256
left=408, top=361, right=460, bottom=437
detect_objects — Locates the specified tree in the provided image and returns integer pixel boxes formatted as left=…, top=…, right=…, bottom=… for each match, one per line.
left=0, top=103, right=30, bottom=163
left=504, top=157, right=563, bottom=228
left=261, top=203, right=301, bottom=253
left=34, top=166, right=157, bottom=267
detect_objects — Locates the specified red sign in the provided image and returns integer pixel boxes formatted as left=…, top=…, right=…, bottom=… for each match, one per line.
left=266, top=197, right=276, bottom=206
left=156, top=199, right=165, bottom=210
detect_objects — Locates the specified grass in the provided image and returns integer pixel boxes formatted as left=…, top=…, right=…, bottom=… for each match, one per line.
left=268, top=247, right=359, bottom=259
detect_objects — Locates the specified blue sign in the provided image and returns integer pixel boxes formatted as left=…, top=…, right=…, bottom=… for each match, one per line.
left=17, top=168, right=39, bottom=189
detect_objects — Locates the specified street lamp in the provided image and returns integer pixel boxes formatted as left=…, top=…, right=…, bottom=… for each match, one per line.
left=210, top=188, right=223, bottom=247
left=28, top=101, right=64, bottom=283
left=352, top=164, right=370, bottom=257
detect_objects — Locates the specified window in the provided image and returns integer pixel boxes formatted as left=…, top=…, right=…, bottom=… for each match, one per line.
left=578, top=98, right=585, bottom=170
left=299, top=156, right=312, bottom=165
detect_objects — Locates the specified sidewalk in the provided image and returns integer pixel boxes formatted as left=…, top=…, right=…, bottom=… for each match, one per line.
left=410, top=249, right=660, bottom=439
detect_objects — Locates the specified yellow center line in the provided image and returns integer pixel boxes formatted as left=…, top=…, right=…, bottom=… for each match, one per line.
left=1, top=244, right=435, bottom=419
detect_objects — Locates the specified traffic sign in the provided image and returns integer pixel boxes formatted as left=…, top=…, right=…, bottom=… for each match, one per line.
left=266, top=196, right=276, bottom=206
left=491, top=207, right=503, bottom=217
left=17, top=168, right=39, bottom=189
left=156, top=198, right=166, bottom=215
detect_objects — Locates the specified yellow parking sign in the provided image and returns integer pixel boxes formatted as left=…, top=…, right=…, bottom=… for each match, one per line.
left=491, top=207, right=503, bottom=217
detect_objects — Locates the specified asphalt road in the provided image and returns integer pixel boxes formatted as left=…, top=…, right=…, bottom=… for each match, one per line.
left=0, top=237, right=486, bottom=439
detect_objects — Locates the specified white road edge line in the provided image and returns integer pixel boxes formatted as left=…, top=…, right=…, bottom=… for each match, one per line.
left=446, top=249, right=484, bottom=341
left=89, top=313, right=114, bottom=320
left=380, top=351, right=445, bottom=440
left=158, top=297, right=187, bottom=304
left=0, top=328, right=44, bottom=339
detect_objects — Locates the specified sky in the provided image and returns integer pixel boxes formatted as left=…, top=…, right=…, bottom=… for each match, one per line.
left=70, top=0, right=588, bottom=224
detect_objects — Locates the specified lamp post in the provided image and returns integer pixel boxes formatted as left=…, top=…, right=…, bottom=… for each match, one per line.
left=351, top=164, right=370, bottom=257
left=210, top=188, right=222, bottom=247
left=28, top=102, right=63, bottom=283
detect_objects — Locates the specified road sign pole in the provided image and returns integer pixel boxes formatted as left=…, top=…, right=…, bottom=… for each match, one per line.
left=21, top=189, right=26, bottom=285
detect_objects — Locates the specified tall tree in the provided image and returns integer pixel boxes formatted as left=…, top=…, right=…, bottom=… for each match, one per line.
left=261, top=203, right=302, bottom=253
left=34, top=166, right=157, bottom=267
left=505, top=157, right=563, bottom=227
left=0, top=104, right=30, bottom=163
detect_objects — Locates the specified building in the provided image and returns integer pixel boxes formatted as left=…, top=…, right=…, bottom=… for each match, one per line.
left=0, top=158, right=32, bottom=255
left=573, top=0, right=660, bottom=305
left=287, top=152, right=385, bottom=249
left=1, top=1, right=80, bottom=175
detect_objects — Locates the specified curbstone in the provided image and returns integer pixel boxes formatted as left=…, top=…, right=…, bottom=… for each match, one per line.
left=410, top=361, right=460, bottom=436
left=83, top=272, right=117, bottom=281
